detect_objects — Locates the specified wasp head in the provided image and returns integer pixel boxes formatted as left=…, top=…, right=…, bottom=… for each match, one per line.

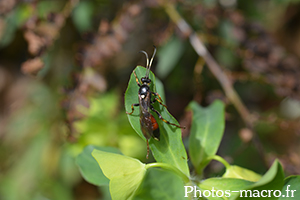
left=141, top=77, right=151, bottom=85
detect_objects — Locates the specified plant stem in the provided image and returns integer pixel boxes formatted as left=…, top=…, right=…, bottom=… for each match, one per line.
left=146, top=162, right=190, bottom=183
left=206, top=155, right=231, bottom=169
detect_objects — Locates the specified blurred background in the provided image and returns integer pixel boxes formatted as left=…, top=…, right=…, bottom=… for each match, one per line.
left=1, top=0, right=300, bottom=199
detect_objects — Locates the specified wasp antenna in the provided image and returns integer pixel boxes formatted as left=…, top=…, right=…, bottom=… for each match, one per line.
left=140, top=50, right=149, bottom=69
left=146, top=46, right=157, bottom=78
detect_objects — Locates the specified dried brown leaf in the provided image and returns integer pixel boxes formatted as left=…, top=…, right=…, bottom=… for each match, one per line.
left=21, top=57, right=44, bottom=75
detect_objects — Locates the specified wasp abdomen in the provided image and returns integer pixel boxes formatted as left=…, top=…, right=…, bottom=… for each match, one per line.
left=151, top=115, right=160, bottom=141
left=151, top=115, right=159, bottom=130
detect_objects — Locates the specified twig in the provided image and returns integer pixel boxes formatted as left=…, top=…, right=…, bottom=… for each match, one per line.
left=161, top=2, right=267, bottom=166
left=165, top=3, right=252, bottom=127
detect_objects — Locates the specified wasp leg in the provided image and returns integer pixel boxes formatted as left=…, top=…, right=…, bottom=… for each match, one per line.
left=150, top=106, right=186, bottom=129
left=126, top=103, right=139, bottom=115
left=133, top=71, right=141, bottom=87
left=151, top=92, right=163, bottom=102
left=151, top=98, right=167, bottom=108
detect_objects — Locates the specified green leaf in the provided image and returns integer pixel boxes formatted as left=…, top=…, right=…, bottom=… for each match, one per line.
left=199, top=178, right=254, bottom=200
left=72, top=1, right=94, bottom=33
left=279, top=175, right=300, bottom=199
left=37, top=0, right=65, bottom=18
left=198, top=160, right=284, bottom=199
left=124, top=66, right=189, bottom=177
left=223, top=165, right=262, bottom=182
left=188, top=100, right=225, bottom=174
left=190, top=160, right=284, bottom=199
left=99, top=185, right=112, bottom=200
left=156, top=37, right=185, bottom=79
left=236, top=159, right=284, bottom=199
left=0, top=4, right=32, bottom=48
left=92, top=149, right=146, bottom=200
left=133, top=168, right=186, bottom=200
left=76, top=145, right=121, bottom=186
left=247, top=159, right=284, bottom=188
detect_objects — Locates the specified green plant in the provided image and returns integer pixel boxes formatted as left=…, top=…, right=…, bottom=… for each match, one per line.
left=76, top=66, right=300, bottom=200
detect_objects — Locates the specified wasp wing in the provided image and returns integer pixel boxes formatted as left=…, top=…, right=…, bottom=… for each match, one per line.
left=140, top=111, right=153, bottom=140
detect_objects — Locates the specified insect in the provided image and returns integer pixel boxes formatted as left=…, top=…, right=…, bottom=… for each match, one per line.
left=126, top=46, right=185, bottom=159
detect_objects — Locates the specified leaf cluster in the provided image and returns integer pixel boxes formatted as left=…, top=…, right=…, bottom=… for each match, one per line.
left=76, top=66, right=300, bottom=200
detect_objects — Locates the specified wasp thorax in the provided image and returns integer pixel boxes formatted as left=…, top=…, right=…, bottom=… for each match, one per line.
left=139, top=85, right=149, bottom=99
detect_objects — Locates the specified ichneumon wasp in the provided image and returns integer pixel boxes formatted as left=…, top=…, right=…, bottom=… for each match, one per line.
left=126, top=46, right=185, bottom=159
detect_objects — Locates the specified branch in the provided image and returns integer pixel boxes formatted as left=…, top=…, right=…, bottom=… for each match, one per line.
left=161, top=2, right=267, bottom=165
left=165, top=3, right=253, bottom=128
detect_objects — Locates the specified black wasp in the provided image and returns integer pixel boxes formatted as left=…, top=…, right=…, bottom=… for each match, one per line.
left=126, top=46, right=185, bottom=159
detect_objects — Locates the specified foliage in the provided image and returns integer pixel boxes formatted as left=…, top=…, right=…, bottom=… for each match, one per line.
left=76, top=69, right=299, bottom=199
left=188, top=100, right=225, bottom=174
left=1, top=0, right=300, bottom=200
